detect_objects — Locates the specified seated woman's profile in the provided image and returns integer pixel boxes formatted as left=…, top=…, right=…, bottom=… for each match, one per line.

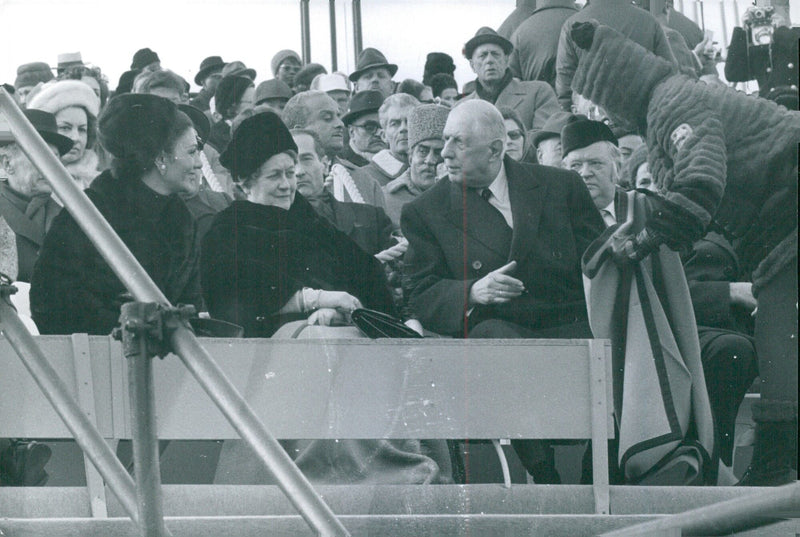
left=201, top=111, right=396, bottom=337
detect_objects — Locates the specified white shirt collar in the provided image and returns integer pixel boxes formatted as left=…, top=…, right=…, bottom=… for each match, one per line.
left=486, top=162, right=509, bottom=204
left=600, top=199, right=617, bottom=227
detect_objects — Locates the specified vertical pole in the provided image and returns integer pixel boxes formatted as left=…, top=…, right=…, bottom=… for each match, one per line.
left=122, top=305, right=167, bottom=537
left=300, top=0, right=312, bottom=64
left=330, top=0, right=339, bottom=72
left=352, top=0, right=363, bottom=57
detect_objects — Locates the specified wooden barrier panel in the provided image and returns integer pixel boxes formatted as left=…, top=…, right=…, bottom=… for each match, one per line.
left=0, top=336, right=614, bottom=513
left=0, top=336, right=614, bottom=442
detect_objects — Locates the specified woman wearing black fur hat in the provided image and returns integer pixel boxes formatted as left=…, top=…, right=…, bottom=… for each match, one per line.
left=30, top=94, right=204, bottom=335
left=201, top=110, right=396, bottom=338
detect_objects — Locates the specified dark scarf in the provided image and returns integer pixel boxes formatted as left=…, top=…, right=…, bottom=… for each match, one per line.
left=475, top=69, right=514, bottom=103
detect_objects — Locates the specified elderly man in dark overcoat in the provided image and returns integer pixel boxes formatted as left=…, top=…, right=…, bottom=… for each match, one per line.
left=401, top=100, right=604, bottom=483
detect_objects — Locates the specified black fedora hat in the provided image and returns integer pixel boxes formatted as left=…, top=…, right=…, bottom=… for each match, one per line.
left=341, top=90, right=385, bottom=125
left=177, top=104, right=211, bottom=148
left=464, top=27, right=513, bottom=59
left=560, top=115, right=618, bottom=159
left=194, top=56, right=225, bottom=86
left=349, top=48, right=398, bottom=82
left=24, top=109, right=74, bottom=156
left=220, top=111, right=297, bottom=181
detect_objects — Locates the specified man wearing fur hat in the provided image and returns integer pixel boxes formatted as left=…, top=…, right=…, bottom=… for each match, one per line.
left=570, top=20, right=800, bottom=486
left=459, top=27, right=560, bottom=136
left=383, top=104, right=448, bottom=230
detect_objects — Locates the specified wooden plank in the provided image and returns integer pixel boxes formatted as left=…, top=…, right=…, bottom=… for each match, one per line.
left=71, top=334, right=108, bottom=519
left=590, top=339, right=611, bottom=515
left=147, top=338, right=615, bottom=440
left=0, top=337, right=615, bottom=441
left=0, top=336, right=114, bottom=438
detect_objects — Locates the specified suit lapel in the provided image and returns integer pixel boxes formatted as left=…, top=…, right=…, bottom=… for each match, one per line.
left=331, top=199, right=355, bottom=235
left=506, top=159, right=544, bottom=264
left=446, top=179, right=512, bottom=259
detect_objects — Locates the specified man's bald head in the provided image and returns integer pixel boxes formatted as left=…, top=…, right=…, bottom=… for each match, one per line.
left=449, top=100, right=506, bottom=147
left=442, top=100, right=506, bottom=187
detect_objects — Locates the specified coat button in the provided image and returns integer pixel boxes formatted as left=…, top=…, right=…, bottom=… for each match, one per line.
left=472, top=260, right=482, bottom=270
left=552, top=251, right=563, bottom=259
left=766, top=67, right=772, bottom=73
left=256, top=316, right=266, bottom=322
left=789, top=63, right=795, bottom=69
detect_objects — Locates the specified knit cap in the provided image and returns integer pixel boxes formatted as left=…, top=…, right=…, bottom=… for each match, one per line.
left=571, top=22, right=676, bottom=131
left=271, top=49, right=301, bottom=76
left=408, top=104, right=449, bottom=149
left=15, top=62, right=54, bottom=89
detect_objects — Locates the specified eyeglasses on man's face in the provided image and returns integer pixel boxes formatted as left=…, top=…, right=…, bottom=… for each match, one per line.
left=352, top=121, right=382, bottom=135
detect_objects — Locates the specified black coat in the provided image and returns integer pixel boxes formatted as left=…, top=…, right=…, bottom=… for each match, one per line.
left=30, top=170, right=202, bottom=335
left=201, top=195, right=396, bottom=337
left=401, top=157, right=604, bottom=336
left=307, top=190, right=394, bottom=256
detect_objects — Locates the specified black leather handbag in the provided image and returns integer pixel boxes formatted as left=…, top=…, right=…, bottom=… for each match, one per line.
left=351, top=308, right=423, bottom=339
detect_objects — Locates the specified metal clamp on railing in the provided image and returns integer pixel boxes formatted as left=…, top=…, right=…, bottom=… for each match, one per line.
left=113, top=303, right=196, bottom=359
left=1, top=86, right=348, bottom=537
left=112, top=301, right=195, bottom=537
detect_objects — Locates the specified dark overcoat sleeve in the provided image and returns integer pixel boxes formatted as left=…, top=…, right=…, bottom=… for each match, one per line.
left=30, top=209, right=123, bottom=335
left=400, top=201, right=476, bottom=336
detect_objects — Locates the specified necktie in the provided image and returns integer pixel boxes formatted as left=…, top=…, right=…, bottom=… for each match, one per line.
left=481, top=188, right=493, bottom=202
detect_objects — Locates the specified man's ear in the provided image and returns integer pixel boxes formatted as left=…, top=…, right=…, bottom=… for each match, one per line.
left=0, top=154, right=11, bottom=174
left=488, top=139, right=505, bottom=161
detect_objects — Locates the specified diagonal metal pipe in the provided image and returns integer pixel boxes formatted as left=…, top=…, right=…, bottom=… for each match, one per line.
left=0, top=293, right=140, bottom=525
left=0, top=88, right=349, bottom=537
left=601, top=481, right=800, bottom=536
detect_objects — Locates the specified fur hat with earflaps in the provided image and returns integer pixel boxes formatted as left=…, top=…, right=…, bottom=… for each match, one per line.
left=570, top=21, right=677, bottom=132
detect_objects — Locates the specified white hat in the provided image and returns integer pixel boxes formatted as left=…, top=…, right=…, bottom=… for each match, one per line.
left=311, top=72, right=350, bottom=93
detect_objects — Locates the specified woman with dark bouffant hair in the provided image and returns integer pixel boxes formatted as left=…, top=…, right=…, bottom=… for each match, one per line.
left=31, top=94, right=204, bottom=335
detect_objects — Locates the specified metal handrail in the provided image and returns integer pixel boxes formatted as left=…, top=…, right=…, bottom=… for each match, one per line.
left=0, top=88, right=349, bottom=537
left=600, top=481, right=800, bottom=536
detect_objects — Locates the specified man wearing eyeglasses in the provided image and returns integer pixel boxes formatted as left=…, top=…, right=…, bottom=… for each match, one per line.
left=339, top=90, right=387, bottom=169
left=350, top=93, right=419, bottom=189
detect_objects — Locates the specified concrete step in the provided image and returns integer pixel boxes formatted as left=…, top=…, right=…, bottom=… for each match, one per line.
left=1, top=484, right=793, bottom=517
left=0, top=514, right=798, bottom=537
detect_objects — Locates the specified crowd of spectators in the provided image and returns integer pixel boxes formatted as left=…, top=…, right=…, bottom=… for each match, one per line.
left=0, top=0, right=797, bottom=490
